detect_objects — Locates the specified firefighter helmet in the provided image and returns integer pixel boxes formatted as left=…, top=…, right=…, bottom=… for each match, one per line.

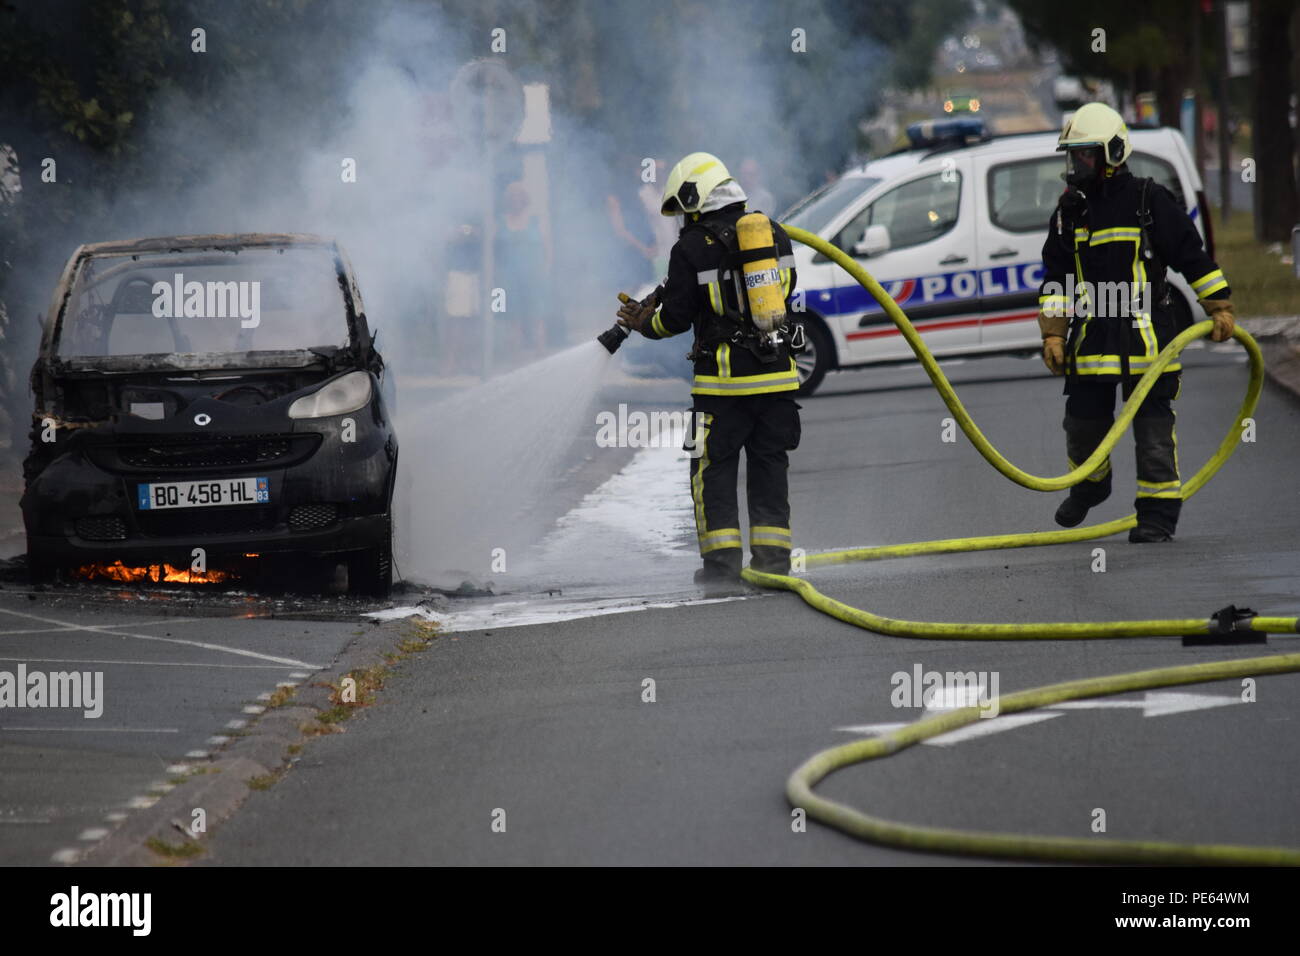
left=1057, top=102, right=1131, bottom=167
left=661, top=152, right=733, bottom=216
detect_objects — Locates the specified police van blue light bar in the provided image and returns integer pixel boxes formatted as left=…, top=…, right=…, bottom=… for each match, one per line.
left=907, top=118, right=990, bottom=150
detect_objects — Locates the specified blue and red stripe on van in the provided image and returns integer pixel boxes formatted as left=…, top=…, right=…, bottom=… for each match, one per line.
left=809, top=260, right=1046, bottom=333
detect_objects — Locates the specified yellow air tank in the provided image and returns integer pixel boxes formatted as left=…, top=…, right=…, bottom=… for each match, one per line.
left=736, top=213, right=786, bottom=332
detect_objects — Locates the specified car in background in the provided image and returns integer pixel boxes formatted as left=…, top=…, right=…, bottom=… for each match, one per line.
left=943, top=91, right=981, bottom=114
left=22, top=233, right=398, bottom=595
left=779, top=118, right=1215, bottom=394
left=1053, top=75, right=1087, bottom=110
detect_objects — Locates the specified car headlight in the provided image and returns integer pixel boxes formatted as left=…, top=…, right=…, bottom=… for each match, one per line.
left=288, top=371, right=373, bottom=419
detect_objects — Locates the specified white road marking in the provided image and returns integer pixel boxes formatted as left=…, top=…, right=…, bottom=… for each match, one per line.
left=104, top=812, right=127, bottom=823
left=0, top=725, right=178, bottom=733
left=51, top=848, right=80, bottom=864
left=0, top=656, right=298, bottom=669
left=78, top=828, right=108, bottom=841
left=836, top=692, right=1243, bottom=747
left=836, top=713, right=1062, bottom=746
left=127, top=796, right=158, bottom=809
left=1052, top=692, right=1241, bottom=718
left=921, top=684, right=994, bottom=711
left=166, top=764, right=190, bottom=774
left=836, top=721, right=908, bottom=737
left=226, top=719, right=246, bottom=730
left=206, top=735, right=230, bottom=746
left=923, top=712, right=1062, bottom=745
left=0, top=606, right=320, bottom=668
left=242, top=705, right=265, bottom=715
left=0, top=618, right=203, bottom=636
left=185, top=750, right=208, bottom=759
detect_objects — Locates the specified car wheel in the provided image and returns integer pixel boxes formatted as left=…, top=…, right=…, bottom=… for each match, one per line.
left=795, top=318, right=831, bottom=396
left=347, top=513, right=392, bottom=597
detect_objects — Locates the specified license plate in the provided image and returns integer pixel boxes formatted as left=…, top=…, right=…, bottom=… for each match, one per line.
left=137, top=477, right=269, bottom=510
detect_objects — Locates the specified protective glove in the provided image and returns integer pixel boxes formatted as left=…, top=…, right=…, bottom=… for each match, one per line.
left=1042, top=335, right=1066, bottom=375
left=1037, top=309, right=1069, bottom=375
left=1202, top=298, right=1236, bottom=343
left=616, top=290, right=658, bottom=333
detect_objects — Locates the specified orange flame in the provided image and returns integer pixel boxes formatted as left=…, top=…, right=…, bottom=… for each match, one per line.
left=74, top=560, right=235, bottom=584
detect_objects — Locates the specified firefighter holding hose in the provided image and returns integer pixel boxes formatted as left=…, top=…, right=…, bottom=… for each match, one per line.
left=1038, top=104, right=1235, bottom=543
left=607, top=152, right=804, bottom=586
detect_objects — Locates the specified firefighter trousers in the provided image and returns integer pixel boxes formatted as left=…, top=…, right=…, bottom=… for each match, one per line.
left=1063, top=372, right=1182, bottom=534
left=687, top=393, right=801, bottom=577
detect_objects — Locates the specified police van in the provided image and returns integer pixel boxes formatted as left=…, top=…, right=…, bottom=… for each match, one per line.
left=784, top=118, right=1215, bottom=395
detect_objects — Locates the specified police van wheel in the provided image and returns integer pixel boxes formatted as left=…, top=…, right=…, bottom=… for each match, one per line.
left=795, top=319, right=831, bottom=396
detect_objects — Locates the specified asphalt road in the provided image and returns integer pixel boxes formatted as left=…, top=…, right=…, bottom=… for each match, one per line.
left=196, top=347, right=1300, bottom=865
left=0, top=586, right=378, bottom=865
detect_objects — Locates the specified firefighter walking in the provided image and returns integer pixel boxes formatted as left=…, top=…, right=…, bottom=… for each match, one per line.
left=615, top=152, right=804, bottom=584
left=1038, top=103, right=1235, bottom=542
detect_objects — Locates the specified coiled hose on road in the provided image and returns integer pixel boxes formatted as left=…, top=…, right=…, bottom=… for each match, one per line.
left=748, top=224, right=1300, bottom=864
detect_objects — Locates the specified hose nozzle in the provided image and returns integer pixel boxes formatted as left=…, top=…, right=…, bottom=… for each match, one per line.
left=597, top=322, right=630, bottom=354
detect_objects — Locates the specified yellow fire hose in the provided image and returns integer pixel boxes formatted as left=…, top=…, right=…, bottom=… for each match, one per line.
left=750, top=224, right=1300, bottom=864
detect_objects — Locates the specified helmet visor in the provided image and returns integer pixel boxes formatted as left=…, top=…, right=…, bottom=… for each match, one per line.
left=1064, top=145, right=1104, bottom=186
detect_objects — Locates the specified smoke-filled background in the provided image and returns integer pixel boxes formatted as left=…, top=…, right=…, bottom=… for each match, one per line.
left=0, top=0, right=973, bottom=582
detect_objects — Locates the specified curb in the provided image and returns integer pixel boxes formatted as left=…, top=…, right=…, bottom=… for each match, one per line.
left=1242, top=316, right=1300, bottom=400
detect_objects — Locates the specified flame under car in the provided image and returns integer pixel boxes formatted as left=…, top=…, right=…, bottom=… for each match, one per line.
left=22, top=233, right=398, bottom=596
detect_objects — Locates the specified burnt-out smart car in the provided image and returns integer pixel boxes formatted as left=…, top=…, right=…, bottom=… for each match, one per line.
left=22, top=233, right=397, bottom=595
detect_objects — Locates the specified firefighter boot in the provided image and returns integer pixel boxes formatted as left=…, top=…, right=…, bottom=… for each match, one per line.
left=1055, top=415, right=1114, bottom=527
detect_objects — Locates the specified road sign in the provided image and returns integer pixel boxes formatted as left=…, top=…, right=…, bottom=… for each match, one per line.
left=450, top=59, right=524, bottom=146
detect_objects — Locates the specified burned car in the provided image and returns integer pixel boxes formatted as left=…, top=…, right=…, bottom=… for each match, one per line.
left=22, top=234, right=397, bottom=595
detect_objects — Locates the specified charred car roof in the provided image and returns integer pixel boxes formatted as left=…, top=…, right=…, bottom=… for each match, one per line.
left=70, top=232, right=338, bottom=256
left=40, top=233, right=372, bottom=376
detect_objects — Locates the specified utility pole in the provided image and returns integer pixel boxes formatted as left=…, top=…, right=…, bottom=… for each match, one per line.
left=1217, top=0, right=1232, bottom=222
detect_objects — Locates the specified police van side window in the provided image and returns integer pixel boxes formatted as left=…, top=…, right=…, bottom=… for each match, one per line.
left=836, top=171, right=962, bottom=254
left=988, top=151, right=1186, bottom=234
left=987, top=157, right=1062, bottom=233
left=1126, top=152, right=1185, bottom=208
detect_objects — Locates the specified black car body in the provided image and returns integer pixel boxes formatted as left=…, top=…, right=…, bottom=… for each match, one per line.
left=22, top=233, right=397, bottom=595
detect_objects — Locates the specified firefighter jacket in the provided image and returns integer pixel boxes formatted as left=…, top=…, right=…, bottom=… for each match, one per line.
left=639, top=202, right=801, bottom=396
left=1038, top=168, right=1230, bottom=380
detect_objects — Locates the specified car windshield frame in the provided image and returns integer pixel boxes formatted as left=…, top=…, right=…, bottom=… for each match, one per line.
left=50, top=242, right=360, bottom=371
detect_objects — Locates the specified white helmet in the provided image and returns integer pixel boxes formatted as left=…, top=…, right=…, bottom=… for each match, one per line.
left=661, top=152, right=734, bottom=216
left=1057, top=102, right=1131, bottom=167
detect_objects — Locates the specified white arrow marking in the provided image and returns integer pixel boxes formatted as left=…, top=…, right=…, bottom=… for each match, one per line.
left=1052, top=692, right=1241, bottom=718
left=924, top=712, right=1062, bottom=745
left=834, top=692, right=1240, bottom=747
left=836, top=722, right=908, bottom=737
left=836, top=712, right=1062, bottom=747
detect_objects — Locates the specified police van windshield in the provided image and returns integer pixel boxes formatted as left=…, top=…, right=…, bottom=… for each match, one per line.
left=56, top=246, right=351, bottom=360
left=782, top=177, right=881, bottom=236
